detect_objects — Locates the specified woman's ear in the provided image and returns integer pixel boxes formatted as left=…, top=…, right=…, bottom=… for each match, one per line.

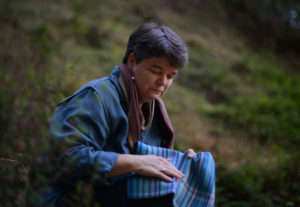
left=127, top=53, right=135, bottom=70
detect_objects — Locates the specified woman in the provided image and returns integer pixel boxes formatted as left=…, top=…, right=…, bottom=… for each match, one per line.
left=44, top=22, right=202, bottom=207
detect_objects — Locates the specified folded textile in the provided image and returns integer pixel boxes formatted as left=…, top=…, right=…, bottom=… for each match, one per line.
left=127, top=142, right=215, bottom=207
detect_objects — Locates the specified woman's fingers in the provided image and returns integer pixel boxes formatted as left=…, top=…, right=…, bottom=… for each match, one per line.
left=160, top=159, right=184, bottom=179
left=155, top=159, right=184, bottom=182
left=155, top=171, right=173, bottom=182
left=185, top=148, right=196, bottom=158
left=135, top=155, right=184, bottom=181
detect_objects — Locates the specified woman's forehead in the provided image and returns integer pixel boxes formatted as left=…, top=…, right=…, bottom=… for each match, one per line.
left=141, top=57, right=177, bottom=72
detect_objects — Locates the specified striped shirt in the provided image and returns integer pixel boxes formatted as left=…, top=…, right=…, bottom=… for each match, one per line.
left=127, top=142, right=215, bottom=207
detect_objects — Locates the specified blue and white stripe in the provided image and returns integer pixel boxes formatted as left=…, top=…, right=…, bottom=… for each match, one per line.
left=127, top=142, right=215, bottom=207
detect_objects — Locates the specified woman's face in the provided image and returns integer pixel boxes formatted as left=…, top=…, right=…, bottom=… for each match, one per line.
left=127, top=54, right=178, bottom=105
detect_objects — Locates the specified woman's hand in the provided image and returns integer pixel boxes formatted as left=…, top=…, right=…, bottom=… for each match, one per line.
left=134, top=155, right=184, bottom=182
left=185, top=148, right=197, bottom=158
left=108, top=154, right=184, bottom=182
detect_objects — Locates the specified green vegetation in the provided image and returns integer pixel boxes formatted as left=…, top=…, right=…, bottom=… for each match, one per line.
left=1, top=0, right=299, bottom=206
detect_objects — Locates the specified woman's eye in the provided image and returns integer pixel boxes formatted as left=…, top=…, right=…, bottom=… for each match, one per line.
left=167, top=74, right=176, bottom=80
left=167, top=75, right=174, bottom=80
left=150, top=69, right=160, bottom=74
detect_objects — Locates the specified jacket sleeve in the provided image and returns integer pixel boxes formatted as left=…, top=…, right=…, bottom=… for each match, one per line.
left=50, top=88, right=119, bottom=186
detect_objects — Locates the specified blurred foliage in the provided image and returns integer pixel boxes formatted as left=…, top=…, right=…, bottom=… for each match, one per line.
left=205, top=52, right=300, bottom=149
left=216, top=152, right=300, bottom=207
left=0, top=0, right=300, bottom=206
left=219, top=0, right=300, bottom=53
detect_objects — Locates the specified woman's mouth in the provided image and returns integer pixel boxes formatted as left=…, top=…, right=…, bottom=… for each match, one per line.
left=151, top=88, right=163, bottom=94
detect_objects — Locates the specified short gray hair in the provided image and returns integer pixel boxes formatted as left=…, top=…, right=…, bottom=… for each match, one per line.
left=122, top=22, right=188, bottom=69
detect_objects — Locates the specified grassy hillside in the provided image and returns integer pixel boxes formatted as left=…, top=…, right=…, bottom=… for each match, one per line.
left=1, top=0, right=299, bottom=206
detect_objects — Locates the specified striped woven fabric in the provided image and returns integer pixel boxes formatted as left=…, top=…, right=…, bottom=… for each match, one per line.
left=127, top=142, right=215, bottom=207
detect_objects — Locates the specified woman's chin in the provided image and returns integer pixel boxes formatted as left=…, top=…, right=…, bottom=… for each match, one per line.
left=141, top=96, right=159, bottom=104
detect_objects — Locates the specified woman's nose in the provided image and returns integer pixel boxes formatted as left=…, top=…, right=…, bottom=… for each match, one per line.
left=157, top=76, right=167, bottom=86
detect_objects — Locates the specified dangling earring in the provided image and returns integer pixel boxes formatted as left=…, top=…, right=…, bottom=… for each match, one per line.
left=131, top=71, right=135, bottom=80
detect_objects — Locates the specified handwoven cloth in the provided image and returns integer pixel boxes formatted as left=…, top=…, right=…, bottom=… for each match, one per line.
left=127, top=142, right=215, bottom=207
